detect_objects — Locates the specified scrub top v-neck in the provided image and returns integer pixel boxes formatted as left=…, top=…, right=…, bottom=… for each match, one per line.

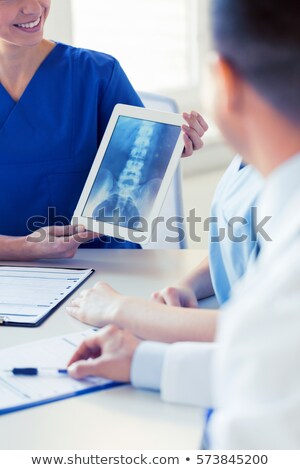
left=0, top=43, right=143, bottom=248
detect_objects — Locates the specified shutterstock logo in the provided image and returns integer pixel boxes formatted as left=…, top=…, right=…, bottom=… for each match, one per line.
left=26, top=207, right=272, bottom=245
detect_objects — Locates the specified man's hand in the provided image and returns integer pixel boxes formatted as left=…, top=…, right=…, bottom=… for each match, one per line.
left=23, top=225, right=96, bottom=260
left=67, top=325, right=141, bottom=382
left=182, top=111, right=209, bottom=157
left=66, top=281, right=125, bottom=327
left=152, top=284, right=198, bottom=308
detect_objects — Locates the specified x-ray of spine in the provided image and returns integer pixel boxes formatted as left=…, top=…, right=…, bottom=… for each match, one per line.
left=92, top=121, right=163, bottom=229
left=108, top=121, right=157, bottom=226
left=82, top=116, right=181, bottom=230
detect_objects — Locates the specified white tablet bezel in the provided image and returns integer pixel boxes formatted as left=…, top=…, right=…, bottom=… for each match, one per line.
left=72, top=104, right=184, bottom=245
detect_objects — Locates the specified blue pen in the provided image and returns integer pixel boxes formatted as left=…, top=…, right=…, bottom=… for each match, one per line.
left=5, top=368, right=68, bottom=376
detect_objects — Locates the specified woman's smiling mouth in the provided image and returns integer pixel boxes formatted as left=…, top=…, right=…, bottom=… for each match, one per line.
left=14, top=16, right=41, bottom=31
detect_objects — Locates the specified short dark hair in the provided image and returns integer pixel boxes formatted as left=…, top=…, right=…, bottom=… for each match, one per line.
left=211, top=0, right=300, bottom=124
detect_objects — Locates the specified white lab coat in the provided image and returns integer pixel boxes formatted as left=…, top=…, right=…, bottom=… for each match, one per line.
left=210, top=179, right=300, bottom=449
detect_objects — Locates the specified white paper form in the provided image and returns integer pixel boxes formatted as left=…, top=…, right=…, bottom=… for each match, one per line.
left=0, top=266, right=93, bottom=325
left=0, top=329, right=115, bottom=415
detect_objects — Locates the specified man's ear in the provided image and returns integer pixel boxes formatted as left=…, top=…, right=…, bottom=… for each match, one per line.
left=212, top=56, right=243, bottom=113
left=208, top=53, right=249, bottom=159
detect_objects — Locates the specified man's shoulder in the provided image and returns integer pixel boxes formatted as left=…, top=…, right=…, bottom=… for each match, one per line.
left=272, top=186, right=300, bottom=251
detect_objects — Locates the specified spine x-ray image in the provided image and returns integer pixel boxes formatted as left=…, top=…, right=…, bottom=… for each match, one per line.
left=82, top=116, right=181, bottom=230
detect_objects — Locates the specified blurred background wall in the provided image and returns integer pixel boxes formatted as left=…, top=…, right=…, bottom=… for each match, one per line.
left=45, top=0, right=235, bottom=249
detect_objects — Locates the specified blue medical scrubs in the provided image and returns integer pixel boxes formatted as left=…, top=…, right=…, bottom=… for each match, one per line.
left=209, top=156, right=264, bottom=305
left=0, top=43, right=143, bottom=248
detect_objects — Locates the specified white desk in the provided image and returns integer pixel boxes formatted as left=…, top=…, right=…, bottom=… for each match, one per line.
left=0, top=249, right=207, bottom=450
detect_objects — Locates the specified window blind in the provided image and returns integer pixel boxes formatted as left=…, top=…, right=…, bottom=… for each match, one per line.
left=71, top=0, right=200, bottom=92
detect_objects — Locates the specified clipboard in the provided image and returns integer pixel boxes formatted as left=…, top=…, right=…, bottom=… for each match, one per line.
left=0, top=266, right=94, bottom=328
left=0, top=330, right=121, bottom=416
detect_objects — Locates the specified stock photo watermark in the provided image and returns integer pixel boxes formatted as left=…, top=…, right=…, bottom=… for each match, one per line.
left=25, top=207, right=272, bottom=245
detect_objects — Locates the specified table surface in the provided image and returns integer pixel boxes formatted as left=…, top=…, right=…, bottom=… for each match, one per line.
left=0, top=249, right=207, bottom=450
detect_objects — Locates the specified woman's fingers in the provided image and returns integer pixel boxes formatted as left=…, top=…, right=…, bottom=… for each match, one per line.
left=182, top=127, right=204, bottom=152
left=152, top=287, right=182, bottom=306
left=151, top=291, right=166, bottom=304
left=181, top=111, right=208, bottom=157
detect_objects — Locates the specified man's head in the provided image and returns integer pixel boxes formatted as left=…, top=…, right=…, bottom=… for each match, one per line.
left=210, top=0, right=300, bottom=173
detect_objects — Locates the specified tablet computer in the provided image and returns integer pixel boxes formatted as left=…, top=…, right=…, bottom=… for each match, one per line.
left=72, top=104, right=184, bottom=245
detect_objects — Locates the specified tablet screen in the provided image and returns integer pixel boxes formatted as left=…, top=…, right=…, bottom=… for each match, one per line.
left=82, top=116, right=181, bottom=230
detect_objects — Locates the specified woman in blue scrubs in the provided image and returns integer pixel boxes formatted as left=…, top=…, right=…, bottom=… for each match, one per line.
left=0, top=0, right=204, bottom=260
left=67, top=156, right=264, bottom=342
